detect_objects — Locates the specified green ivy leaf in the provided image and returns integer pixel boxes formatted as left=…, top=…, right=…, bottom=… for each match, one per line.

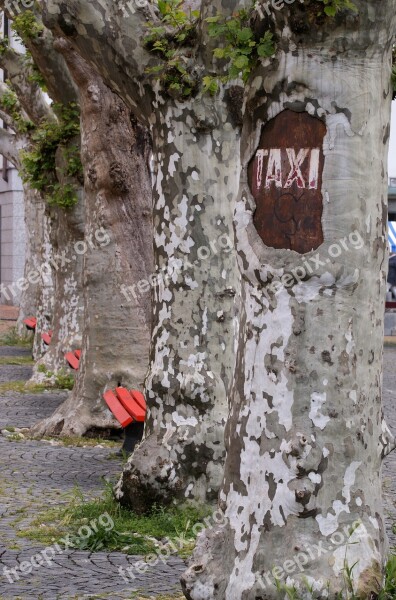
left=257, top=32, right=275, bottom=58
left=213, top=47, right=226, bottom=59
left=157, top=0, right=168, bottom=16
left=324, top=5, right=337, bottom=16
left=233, top=54, right=249, bottom=70
left=237, top=27, right=254, bottom=43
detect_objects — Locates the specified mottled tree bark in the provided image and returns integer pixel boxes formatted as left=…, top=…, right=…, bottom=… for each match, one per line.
left=16, top=185, right=49, bottom=338
left=41, top=0, right=242, bottom=508
left=31, top=209, right=54, bottom=360
left=30, top=196, right=85, bottom=381
left=182, top=2, right=396, bottom=598
left=32, top=42, right=153, bottom=436
left=116, top=99, right=241, bottom=510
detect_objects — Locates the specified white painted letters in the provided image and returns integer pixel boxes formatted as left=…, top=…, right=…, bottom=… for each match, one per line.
left=255, top=147, right=320, bottom=190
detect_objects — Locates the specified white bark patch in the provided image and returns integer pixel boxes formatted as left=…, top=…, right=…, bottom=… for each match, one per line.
left=168, top=152, right=180, bottom=176
left=225, top=438, right=300, bottom=599
left=325, top=112, right=359, bottom=150
left=244, top=289, right=294, bottom=432
left=294, top=273, right=336, bottom=304
left=342, top=462, right=362, bottom=503
left=309, top=472, right=322, bottom=484
left=316, top=462, right=361, bottom=536
left=309, top=392, right=330, bottom=430
left=172, top=413, right=199, bottom=427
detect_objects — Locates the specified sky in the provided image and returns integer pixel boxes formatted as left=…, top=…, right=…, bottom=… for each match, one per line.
left=389, top=102, right=396, bottom=180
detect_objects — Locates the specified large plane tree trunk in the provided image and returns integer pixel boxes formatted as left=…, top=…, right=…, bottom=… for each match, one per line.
left=41, top=1, right=242, bottom=487
left=116, top=98, right=241, bottom=511
left=182, top=2, right=396, bottom=598
left=32, top=42, right=153, bottom=436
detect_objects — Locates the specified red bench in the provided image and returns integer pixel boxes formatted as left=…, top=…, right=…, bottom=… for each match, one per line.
left=23, top=317, right=37, bottom=331
left=65, top=349, right=81, bottom=370
left=41, top=330, right=53, bottom=346
left=103, top=387, right=146, bottom=453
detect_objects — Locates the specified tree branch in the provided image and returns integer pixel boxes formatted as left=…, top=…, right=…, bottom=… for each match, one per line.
left=52, top=38, right=93, bottom=90
left=0, top=44, right=55, bottom=124
left=9, top=8, right=78, bottom=105
left=40, top=0, right=160, bottom=120
left=0, top=80, right=30, bottom=129
left=0, top=128, right=25, bottom=168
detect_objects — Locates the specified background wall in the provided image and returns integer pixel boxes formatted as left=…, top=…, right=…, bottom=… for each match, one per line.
left=0, top=167, right=25, bottom=305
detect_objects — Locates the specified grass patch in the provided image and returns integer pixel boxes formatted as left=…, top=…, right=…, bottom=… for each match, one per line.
left=0, top=381, right=48, bottom=394
left=0, top=327, right=32, bottom=348
left=31, top=435, right=120, bottom=448
left=379, top=553, right=396, bottom=599
left=0, top=356, right=33, bottom=366
left=133, top=595, right=185, bottom=600
left=37, top=365, right=75, bottom=390
left=0, top=378, right=72, bottom=394
left=272, top=552, right=396, bottom=599
left=19, top=483, right=211, bottom=558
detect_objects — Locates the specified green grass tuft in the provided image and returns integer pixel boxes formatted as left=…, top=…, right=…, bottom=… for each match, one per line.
left=0, top=356, right=34, bottom=366
left=19, top=482, right=212, bottom=558
left=0, top=327, right=33, bottom=348
left=0, top=378, right=72, bottom=394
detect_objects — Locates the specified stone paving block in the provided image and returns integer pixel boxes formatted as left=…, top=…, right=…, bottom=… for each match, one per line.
left=0, top=346, right=32, bottom=357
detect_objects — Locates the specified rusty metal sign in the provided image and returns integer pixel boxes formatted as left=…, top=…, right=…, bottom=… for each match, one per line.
left=248, top=110, right=326, bottom=254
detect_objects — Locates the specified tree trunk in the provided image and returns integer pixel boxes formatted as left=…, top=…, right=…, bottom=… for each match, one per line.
left=16, top=185, right=48, bottom=338
left=30, top=196, right=85, bottom=382
left=116, top=97, right=241, bottom=511
left=41, top=0, right=243, bottom=507
left=31, top=209, right=54, bottom=360
left=32, top=44, right=153, bottom=436
left=182, top=2, right=396, bottom=598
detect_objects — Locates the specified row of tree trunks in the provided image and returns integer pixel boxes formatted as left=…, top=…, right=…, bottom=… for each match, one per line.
left=39, top=0, right=243, bottom=506
left=13, top=0, right=396, bottom=594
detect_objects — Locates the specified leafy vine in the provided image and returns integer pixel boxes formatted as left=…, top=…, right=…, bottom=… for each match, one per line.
left=144, top=0, right=359, bottom=99
left=21, top=103, right=83, bottom=209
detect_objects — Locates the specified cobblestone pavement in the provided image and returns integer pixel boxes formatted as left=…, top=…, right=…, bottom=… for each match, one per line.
left=0, top=346, right=396, bottom=599
left=382, top=346, right=396, bottom=548
left=0, top=347, right=185, bottom=599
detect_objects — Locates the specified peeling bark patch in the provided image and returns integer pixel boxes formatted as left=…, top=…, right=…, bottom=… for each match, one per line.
left=309, top=392, right=330, bottom=430
left=316, top=461, right=361, bottom=536
left=248, top=110, right=326, bottom=253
